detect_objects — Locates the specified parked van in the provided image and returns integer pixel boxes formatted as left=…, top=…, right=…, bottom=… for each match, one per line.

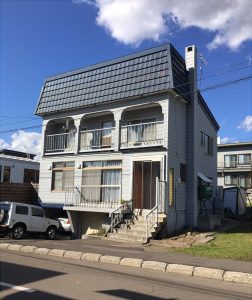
left=0, top=202, right=59, bottom=240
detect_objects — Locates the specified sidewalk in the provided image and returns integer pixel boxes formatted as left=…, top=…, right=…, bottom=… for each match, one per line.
left=1, top=235, right=251, bottom=274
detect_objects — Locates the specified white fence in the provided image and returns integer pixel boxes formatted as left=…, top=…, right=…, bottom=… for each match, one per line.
left=80, top=128, right=115, bottom=151
left=121, top=121, right=163, bottom=148
left=45, top=132, right=75, bottom=153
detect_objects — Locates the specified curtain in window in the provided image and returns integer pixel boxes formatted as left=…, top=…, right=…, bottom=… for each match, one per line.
left=82, top=170, right=101, bottom=202
left=224, top=155, right=236, bottom=167
left=102, top=169, right=121, bottom=202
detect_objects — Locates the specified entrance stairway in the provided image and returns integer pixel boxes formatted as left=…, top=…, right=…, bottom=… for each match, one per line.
left=107, top=210, right=166, bottom=243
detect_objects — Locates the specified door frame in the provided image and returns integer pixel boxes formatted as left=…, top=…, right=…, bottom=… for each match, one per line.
left=131, top=155, right=165, bottom=210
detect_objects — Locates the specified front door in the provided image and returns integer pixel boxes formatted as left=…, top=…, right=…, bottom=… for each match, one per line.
left=133, top=161, right=160, bottom=210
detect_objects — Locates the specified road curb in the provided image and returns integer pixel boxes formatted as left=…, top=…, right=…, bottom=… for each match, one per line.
left=2, top=243, right=252, bottom=285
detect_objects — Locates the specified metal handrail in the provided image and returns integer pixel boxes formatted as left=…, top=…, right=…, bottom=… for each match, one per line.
left=104, top=204, right=125, bottom=236
left=145, top=177, right=160, bottom=242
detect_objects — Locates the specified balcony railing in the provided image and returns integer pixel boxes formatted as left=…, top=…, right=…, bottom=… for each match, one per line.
left=218, top=161, right=252, bottom=169
left=120, top=121, right=164, bottom=148
left=45, top=132, right=75, bottom=153
left=64, top=186, right=121, bottom=209
left=80, top=128, right=115, bottom=151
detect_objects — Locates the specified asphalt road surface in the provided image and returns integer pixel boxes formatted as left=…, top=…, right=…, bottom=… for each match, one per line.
left=0, top=250, right=252, bottom=300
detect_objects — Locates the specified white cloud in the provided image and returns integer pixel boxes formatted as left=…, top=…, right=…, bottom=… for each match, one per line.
left=0, top=130, right=41, bottom=160
left=238, top=115, right=252, bottom=132
left=76, top=0, right=252, bottom=50
left=220, top=137, right=236, bottom=144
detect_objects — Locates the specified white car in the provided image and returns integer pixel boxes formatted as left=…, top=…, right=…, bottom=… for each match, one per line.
left=0, top=202, right=59, bottom=240
left=58, top=217, right=71, bottom=232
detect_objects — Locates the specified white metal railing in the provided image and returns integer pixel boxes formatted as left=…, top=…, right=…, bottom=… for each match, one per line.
left=45, top=132, right=75, bottom=153
left=218, top=160, right=252, bottom=169
left=64, top=186, right=121, bottom=209
left=145, top=177, right=165, bottom=242
left=80, top=127, right=115, bottom=151
left=105, top=204, right=125, bottom=236
left=121, top=121, right=164, bottom=148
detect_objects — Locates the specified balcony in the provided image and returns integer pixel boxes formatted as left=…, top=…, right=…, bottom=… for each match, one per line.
left=120, top=121, right=164, bottom=149
left=45, top=132, right=75, bottom=154
left=218, top=160, right=252, bottom=172
left=79, top=127, right=115, bottom=152
left=64, top=186, right=121, bottom=212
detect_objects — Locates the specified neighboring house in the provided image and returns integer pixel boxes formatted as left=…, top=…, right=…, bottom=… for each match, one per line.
left=0, top=149, right=39, bottom=184
left=217, top=142, right=252, bottom=205
left=35, top=44, right=219, bottom=240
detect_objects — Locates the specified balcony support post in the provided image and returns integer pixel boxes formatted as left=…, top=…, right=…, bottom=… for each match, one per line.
left=41, top=120, right=50, bottom=156
left=73, top=117, right=81, bottom=154
left=112, top=109, right=123, bottom=151
left=159, top=100, right=169, bottom=149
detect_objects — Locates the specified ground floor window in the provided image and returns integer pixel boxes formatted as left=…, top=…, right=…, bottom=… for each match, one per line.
left=81, top=160, right=122, bottom=203
left=51, top=161, right=74, bottom=191
left=224, top=174, right=237, bottom=185
left=3, top=166, right=11, bottom=183
left=224, top=174, right=251, bottom=188
left=23, top=169, right=39, bottom=183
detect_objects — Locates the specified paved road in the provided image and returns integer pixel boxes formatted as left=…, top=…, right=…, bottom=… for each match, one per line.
left=1, top=235, right=252, bottom=273
left=0, top=250, right=252, bottom=300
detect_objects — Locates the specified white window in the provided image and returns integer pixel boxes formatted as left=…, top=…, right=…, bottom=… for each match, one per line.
left=224, top=175, right=237, bottom=185
left=238, top=154, right=251, bottom=165
left=82, top=160, right=122, bottom=203
left=51, top=161, right=74, bottom=191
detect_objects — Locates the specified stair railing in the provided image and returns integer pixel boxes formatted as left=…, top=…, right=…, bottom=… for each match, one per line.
left=104, top=204, right=125, bottom=236
left=145, top=177, right=160, bottom=242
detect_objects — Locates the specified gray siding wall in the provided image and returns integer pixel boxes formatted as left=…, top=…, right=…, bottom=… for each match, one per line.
left=167, top=98, right=187, bottom=232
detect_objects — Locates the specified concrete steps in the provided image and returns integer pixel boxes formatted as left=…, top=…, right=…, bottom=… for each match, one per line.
left=107, top=211, right=166, bottom=244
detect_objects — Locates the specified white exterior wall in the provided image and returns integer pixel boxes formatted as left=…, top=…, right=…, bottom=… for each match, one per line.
left=0, top=156, right=39, bottom=183
left=39, top=93, right=170, bottom=206
left=38, top=151, right=168, bottom=206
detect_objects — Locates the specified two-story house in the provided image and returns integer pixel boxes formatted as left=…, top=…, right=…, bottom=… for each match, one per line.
left=35, top=44, right=219, bottom=241
left=217, top=141, right=252, bottom=205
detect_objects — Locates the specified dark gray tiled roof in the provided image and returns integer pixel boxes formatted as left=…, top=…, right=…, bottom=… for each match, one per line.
left=35, top=44, right=189, bottom=115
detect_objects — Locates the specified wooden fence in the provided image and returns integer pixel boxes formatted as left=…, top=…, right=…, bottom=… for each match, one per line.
left=0, top=183, right=39, bottom=205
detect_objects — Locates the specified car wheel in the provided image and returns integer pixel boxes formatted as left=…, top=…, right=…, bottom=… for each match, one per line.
left=12, top=224, right=25, bottom=240
left=46, top=226, right=57, bottom=240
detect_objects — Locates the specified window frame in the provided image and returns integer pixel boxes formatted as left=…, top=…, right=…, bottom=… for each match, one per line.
left=81, top=160, right=122, bottom=203
left=224, top=174, right=237, bottom=186
left=200, top=131, right=213, bottom=156
left=15, top=205, right=29, bottom=215
left=238, top=154, right=251, bottom=165
left=3, top=166, right=11, bottom=183
left=51, top=161, right=75, bottom=191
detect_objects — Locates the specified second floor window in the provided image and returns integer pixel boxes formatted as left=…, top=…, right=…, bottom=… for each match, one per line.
left=238, top=154, right=251, bottom=165
left=200, top=131, right=213, bottom=156
left=51, top=161, right=74, bottom=191
left=224, top=155, right=237, bottom=168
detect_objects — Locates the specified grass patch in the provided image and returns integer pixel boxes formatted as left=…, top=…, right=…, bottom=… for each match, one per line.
left=167, top=221, right=252, bottom=261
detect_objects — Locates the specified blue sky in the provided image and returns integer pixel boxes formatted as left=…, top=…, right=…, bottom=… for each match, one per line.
left=0, top=0, right=251, bottom=156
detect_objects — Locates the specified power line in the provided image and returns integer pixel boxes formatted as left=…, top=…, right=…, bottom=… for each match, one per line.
left=1, top=73, right=251, bottom=135
left=0, top=125, right=42, bottom=134
left=0, top=118, right=41, bottom=127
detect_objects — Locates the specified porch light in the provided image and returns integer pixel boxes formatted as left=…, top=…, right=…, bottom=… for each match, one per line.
left=77, top=163, right=82, bottom=169
left=48, top=165, right=52, bottom=170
